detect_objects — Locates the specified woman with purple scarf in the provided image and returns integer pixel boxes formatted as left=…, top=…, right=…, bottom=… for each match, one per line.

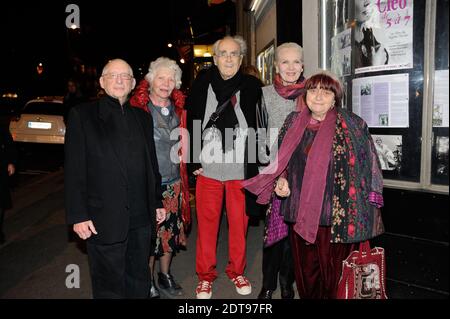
left=256, top=42, right=306, bottom=299
left=244, top=72, right=385, bottom=299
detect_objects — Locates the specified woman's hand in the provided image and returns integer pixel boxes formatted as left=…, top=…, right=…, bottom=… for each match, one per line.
left=156, top=208, right=167, bottom=225
left=193, top=168, right=204, bottom=176
left=275, top=177, right=290, bottom=197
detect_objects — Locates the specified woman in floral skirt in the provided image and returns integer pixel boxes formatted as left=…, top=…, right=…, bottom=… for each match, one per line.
left=130, top=57, right=190, bottom=298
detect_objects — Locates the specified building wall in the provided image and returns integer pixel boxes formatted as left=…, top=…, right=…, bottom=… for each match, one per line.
left=302, top=0, right=320, bottom=77
left=255, top=1, right=277, bottom=54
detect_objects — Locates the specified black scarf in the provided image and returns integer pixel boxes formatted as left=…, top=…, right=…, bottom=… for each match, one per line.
left=186, top=65, right=263, bottom=216
left=204, top=66, right=243, bottom=151
left=186, top=65, right=262, bottom=169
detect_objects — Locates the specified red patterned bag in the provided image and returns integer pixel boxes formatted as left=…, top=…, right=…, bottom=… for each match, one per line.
left=337, top=241, right=388, bottom=299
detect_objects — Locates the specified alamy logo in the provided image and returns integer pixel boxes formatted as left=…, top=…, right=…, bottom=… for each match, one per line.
left=168, top=123, right=279, bottom=169
left=65, top=264, right=80, bottom=288
left=65, top=4, right=80, bottom=29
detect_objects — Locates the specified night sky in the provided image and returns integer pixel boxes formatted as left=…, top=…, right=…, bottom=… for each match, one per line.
left=1, top=0, right=234, bottom=98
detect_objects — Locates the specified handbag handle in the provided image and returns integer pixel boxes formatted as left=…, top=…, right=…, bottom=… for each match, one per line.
left=358, top=240, right=371, bottom=257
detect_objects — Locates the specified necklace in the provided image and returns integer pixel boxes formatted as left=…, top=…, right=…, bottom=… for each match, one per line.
left=149, top=95, right=170, bottom=116
left=161, top=107, right=170, bottom=116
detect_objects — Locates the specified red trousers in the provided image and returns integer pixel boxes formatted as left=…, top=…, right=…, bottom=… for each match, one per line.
left=290, top=226, right=355, bottom=299
left=195, top=175, right=249, bottom=282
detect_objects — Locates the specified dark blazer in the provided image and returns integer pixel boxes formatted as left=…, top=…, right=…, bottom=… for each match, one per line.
left=64, top=96, right=163, bottom=245
left=0, top=127, right=17, bottom=209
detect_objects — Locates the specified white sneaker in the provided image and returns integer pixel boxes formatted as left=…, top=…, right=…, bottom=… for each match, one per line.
left=231, top=275, right=252, bottom=295
left=196, top=280, right=212, bottom=299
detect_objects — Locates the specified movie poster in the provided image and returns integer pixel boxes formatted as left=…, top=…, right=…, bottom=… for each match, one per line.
left=354, top=0, right=414, bottom=74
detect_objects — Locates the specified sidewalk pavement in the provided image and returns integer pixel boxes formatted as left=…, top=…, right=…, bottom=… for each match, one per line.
left=160, top=191, right=289, bottom=299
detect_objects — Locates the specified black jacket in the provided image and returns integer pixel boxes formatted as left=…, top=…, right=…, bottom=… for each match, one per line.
left=64, top=96, right=163, bottom=245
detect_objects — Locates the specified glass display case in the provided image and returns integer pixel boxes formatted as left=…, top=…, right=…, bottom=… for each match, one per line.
left=320, top=0, right=448, bottom=191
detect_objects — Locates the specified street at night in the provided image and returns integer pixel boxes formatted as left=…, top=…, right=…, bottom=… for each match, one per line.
left=0, top=0, right=448, bottom=308
left=1, top=167, right=270, bottom=299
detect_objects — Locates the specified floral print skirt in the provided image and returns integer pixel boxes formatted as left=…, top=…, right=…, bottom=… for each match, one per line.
left=154, top=180, right=187, bottom=257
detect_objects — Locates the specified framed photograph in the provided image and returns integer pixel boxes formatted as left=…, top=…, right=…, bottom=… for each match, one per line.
left=435, top=136, right=449, bottom=176
left=372, top=134, right=402, bottom=171
left=378, top=114, right=389, bottom=126
left=256, top=41, right=275, bottom=85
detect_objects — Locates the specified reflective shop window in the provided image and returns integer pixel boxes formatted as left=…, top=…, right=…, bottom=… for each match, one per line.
left=431, top=0, right=449, bottom=186
left=322, top=0, right=427, bottom=184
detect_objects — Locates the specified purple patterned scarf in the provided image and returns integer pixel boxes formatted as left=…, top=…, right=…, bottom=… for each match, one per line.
left=242, top=108, right=337, bottom=243
left=273, top=74, right=306, bottom=100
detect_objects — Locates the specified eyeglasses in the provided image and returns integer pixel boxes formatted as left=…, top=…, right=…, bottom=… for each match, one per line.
left=307, top=88, right=334, bottom=97
left=102, top=73, right=133, bottom=81
left=215, top=51, right=242, bottom=59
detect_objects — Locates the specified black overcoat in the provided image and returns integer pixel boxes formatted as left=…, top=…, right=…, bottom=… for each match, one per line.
left=64, top=96, right=163, bottom=245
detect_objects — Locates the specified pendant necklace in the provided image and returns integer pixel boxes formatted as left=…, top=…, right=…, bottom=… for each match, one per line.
left=161, top=107, right=170, bottom=116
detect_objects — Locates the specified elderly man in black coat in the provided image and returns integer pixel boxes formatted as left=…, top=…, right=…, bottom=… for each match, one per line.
left=65, top=58, right=166, bottom=298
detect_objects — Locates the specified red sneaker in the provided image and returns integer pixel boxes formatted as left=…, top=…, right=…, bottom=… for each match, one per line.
left=196, top=280, right=212, bottom=299
left=231, top=275, right=252, bottom=295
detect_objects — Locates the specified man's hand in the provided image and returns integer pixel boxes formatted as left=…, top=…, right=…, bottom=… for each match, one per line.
left=156, top=208, right=167, bottom=225
left=7, top=164, right=15, bottom=176
left=73, top=220, right=98, bottom=240
left=193, top=168, right=203, bottom=176
left=275, top=177, right=290, bottom=197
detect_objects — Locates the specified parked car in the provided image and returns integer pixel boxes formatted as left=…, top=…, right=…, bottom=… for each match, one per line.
left=9, top=96, right=65, bottom=144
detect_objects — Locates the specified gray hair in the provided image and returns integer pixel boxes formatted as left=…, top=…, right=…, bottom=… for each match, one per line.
left=145, top=57, right=182, bottom=89
left=213, top=35, right=247, bottom=56
left=275, top=42, right=304, bottom=63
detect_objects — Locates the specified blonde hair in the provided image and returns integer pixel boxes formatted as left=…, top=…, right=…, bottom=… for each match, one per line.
left=275, top=42, right=304, bottom=63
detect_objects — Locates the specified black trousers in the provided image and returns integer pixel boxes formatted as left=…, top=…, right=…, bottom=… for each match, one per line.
left=262, top=236, right=295, bottom=291
left=86, top=225, right=151, bottom=299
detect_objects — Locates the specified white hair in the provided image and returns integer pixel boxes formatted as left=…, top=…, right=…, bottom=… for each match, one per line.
left=213, top=35, right=247, bottom=56
left=275, top=42, right=304, bottom=63
left=145, top=57, right=182, bottom=89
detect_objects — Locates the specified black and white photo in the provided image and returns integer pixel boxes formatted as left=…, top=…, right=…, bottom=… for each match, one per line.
left=372, top=134, right=402, bottom=171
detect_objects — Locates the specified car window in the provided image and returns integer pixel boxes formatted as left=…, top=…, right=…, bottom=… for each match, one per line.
left=23, top=102, right=63, bottom=115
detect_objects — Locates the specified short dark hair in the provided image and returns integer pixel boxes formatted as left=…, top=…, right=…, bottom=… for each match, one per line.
left=303, top=72, right=343, bottom=108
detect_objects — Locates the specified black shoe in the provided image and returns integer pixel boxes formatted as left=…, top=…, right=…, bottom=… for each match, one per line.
left=149, top=279, right=160, bottom=299
left=158, top=272, right=183, bottom=297
left=0, top=233, right=5, bottom=245
left=280, top=285, right=295, bottom=299
left=257, top=288, right=273, bottom=299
